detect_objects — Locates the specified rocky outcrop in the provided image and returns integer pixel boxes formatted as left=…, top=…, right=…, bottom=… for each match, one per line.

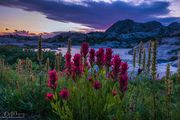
left=106, top=19, right=180, bottom=38
left=106, top=19, right=163, bottom=34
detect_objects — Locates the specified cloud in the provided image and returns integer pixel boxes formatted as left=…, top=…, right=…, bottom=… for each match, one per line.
left=0, top=0, right=177, bottom=29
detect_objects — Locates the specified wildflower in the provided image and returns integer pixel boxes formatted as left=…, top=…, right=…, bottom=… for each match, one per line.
left=46, top=58, right=50, bottom=72
left=37, top=35, right=43, bottom=62
left=72, top=54, right=82, bottom=77
left=177, top=51, right=180, bottom=80
left=112, top=89, right=117, bottom=96
left=121, top=62, right=128, bottom=74
left=96, top=48, right=105, bottom=68
left=151, top=40, right=157, bottom=80
left=93, top=80, right=102, bottom=90
left=21, top=59, right=25, bottom=66
left=88, top=76, right=93, bottom=82
left=142, top=48, right=146, bottom=71
left=59, top=88, right=69, bottom=100
left=119, top=62, right=128, bottom=93
left=133, top=48, right=136, bottom=69
left=178, top=51, right=180, bottom=73
left=55, top=52, right=61, bottom=71
left=112, top=55, right=121, bottom=80
left=166, top=64, right=170, bottom=84
left=89, top=48, right=95, bottom=66
left=65, top=52, right=72, bottom=75
left=105, top=48, right=113, bottom=67
left=147, top=41, right=152, bottom=71
left=30, top=74, right=35, bottom=82
left=138, top=42, right=143, bottom=68
left=48, top=69, right=58, bottom=89
left=16, top=59, right=23, bottom=74
left=46, top=93, right=54, bottom=101
left=119, top=73, right=128, bottom=93
left=81, top=42, right=89, bottom=58
left=167, top=79, right=173, bottom=95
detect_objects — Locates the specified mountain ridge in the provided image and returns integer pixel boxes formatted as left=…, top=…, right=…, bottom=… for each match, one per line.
left=106, top=19, right=180, bottom=35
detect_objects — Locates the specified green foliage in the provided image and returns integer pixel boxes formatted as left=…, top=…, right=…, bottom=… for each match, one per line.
left=0, top=47, right=180, bottom=119
left=0, top=45, right=62, bottom=65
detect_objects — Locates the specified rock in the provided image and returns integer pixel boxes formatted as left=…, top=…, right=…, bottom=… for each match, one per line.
left=106, top=19, right=163, bottom=34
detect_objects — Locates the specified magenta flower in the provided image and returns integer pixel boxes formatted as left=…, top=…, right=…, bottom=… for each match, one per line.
left=80, top=42, right=89, bottom=58
left=105, top=48, right=113, bottom=67
left=119, top=62, right=129, bottom=93
left=89, top=48, right=95, bottom=66
left=59, top=88, right=69, bottom=100
left=119, top=73, right=128, bottom=93
left=112, top=55, right=121, bottom=80
left=84, top=61, right=90, bottom=69
left=65, top=52, right=72, bottom=75
left=121, top=62, right=128, bottom=74
left=96, top=48, right=105, bottom=68
left=72, top=54, right=82, bottom=77
left=93, top=80, right=102, bottom=90
left=48, top=69, right=58, bottom=89
left=46, top=93, right=54, bottom=101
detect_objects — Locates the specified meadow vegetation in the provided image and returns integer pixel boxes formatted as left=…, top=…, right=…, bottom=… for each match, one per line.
left=0, top=38, right=180, bottom=120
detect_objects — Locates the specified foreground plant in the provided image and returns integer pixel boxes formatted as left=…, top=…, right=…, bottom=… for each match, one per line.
left=151, top=40, right=157, bottom=120
left=45, top=42, right=130, bottom=119
left=165, top=64, right=173, bottom=119
left=80, top=42, right=89, bottom=65
left=147, top=41, right=152, bottom=71
left=138, top=42, right=143, bottom=69
left=177, top=51, right=180, bottom=80
left=2, top=41, right=180, bottom=119
left=133, top=48, right=136, bottom=70
left=142, top=48, right=146, bottom=71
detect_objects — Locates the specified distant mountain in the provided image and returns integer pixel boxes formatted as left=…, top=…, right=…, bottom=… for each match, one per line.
left=106, top=19, right=163, bottom=34
left=106, top=19, right=180, bottom=36
left=1, top=19, right=180, bottom=48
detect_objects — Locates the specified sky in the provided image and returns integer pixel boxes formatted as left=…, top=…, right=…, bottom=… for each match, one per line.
left=0, top=0, right=180, bottom=34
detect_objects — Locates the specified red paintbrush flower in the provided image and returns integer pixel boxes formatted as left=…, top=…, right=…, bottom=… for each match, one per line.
left=65, top=52, right=72, bottom=75
left=89, top=48, right=95, bottom=66
left=119, top=73, right=128, bottom=93
left=119, top=62, right=129, bottom=93
left=105, top=48, right=113, bottom=67
left=81, top=42, right=89, bottom=58
left=48, top=69, right=58, bottom=89
left=93, top=80, right=102, bottom=90
left=59, top=88, right=69, bottom=100
left=96, top=48, right=105, bottom=68
left=121, top=62, right=128, bottom=74
left=112, top=55, right=121, bottom=80
left=46, top=93, right=54, bottom=101
left=72, top=54, right=82, bottom=78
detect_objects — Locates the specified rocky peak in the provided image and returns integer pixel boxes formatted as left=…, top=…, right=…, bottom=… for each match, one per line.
left=106, top=19, right=163, bottom=34
left=168, top=22, right=180, bottom=31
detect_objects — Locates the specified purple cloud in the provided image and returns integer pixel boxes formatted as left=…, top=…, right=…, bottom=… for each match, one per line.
left=0, top=0, right=178, bottom=29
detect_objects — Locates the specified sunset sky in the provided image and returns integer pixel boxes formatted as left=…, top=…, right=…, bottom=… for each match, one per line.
left=0, top=0, right=180, bottom=34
